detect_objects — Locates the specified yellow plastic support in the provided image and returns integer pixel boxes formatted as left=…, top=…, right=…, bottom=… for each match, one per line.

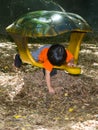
left=67, top=31, right=85, bottom=64
left=10, top=34, right=43, bottom=67
left=10, top=32, right=85, bottom=75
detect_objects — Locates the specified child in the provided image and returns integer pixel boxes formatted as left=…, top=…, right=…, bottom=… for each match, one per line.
left=14, top=44, right=75, bottom=94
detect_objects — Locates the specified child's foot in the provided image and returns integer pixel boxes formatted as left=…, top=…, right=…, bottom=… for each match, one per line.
left=14, top=54, right=22, bottom=68
left=50, top=69, right=57, bottom=76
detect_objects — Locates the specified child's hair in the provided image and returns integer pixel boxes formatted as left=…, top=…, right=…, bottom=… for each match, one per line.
left=47, top=44, right=67, bottom=66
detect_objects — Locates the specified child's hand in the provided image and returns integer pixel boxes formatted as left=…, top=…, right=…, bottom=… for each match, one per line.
left=67, top=62, right=76, bottom=67
left=49, top=87, right=55, bottom=94
left=67, top=59, right=76, bottom=67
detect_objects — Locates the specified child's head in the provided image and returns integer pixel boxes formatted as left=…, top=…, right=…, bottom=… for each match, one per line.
left=47, top=44, right=67, bottom=66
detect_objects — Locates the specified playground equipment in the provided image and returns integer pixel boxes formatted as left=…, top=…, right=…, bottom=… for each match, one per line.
left=6, top=10, right=91, bottom=74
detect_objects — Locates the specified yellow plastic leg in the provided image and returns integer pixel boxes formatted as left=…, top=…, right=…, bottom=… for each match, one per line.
left=11, top=34, right=81, bottom=75
left=11, top=34, right=43, bottom=67
left=68, top=32, right=85, bottom=64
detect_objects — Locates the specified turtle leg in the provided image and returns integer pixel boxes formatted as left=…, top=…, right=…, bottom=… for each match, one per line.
left=10, top=34, right=43, bottom=67
left=67, top=31, right=85, bottom=64
left=56, top=31, right=86, bottom=75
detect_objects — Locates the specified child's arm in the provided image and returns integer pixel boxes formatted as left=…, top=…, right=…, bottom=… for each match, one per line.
left=45, top=70, right=55, bottom=94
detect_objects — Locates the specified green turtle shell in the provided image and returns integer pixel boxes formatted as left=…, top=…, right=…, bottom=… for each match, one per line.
left=6, top=10, right=91, bottom=38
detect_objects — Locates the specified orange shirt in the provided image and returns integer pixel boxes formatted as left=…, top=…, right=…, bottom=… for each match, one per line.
left=38, top=48, right=73, bottom=72
left=66, top=50, right=74, bottom=63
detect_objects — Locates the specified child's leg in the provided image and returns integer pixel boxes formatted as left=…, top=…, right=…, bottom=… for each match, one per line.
left=43, top=69, right=57, bottom=77
left=14, top=54, right=22, bottom=68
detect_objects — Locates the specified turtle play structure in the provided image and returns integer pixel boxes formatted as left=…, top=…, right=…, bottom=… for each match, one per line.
left=6, top=10, right=91, bottom=74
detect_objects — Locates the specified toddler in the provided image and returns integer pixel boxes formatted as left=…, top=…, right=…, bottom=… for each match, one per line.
left=14, top=44, right=75, bottom=94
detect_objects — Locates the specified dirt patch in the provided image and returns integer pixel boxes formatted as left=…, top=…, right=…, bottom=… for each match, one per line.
left=0, top=41, right=98, bottom=130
